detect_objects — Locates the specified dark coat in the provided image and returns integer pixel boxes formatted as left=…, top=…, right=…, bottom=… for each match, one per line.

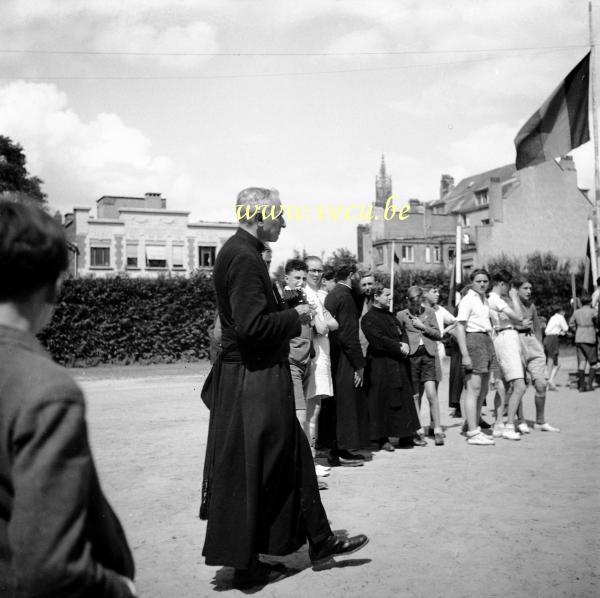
left=361, top=308, right=420, bottom=439
left=0, top=326, right=135, bottom=598
left=396, top=306, right=442, bottom=356
left=324, top=283, right=369, bottom=450
left=201, top=228, right=330, bottom=569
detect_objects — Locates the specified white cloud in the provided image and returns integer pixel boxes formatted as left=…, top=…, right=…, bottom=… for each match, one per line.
left=0, top=81, right=192, bottom=213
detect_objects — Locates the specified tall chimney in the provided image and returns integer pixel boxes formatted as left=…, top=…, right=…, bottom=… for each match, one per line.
left=440, top=174, right=454, bottom=199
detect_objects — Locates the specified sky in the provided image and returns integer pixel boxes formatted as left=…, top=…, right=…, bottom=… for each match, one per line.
left=0, top=0, right=597, bottom=267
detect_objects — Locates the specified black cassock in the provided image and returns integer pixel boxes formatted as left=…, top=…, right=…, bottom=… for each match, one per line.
left=200, top=228, right=331, bottom=569
left=324, top=283, right=369, bottom=450
left=360, top=307, right=420, bottom=440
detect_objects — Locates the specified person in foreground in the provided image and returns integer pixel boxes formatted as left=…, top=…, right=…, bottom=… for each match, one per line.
left=199, top=187, right=368, bottom=589
left=0, top=200, right=136, bottom=598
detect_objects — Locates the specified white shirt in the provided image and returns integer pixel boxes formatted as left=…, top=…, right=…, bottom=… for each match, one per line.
left=545, top=313, right=569, bottom=336
left=431, top=304, right=456, bottom=359
left=487, top=291, right=511, bottom=330
left=456, top=289, right=492, bottom=333
left=592, top=288, right=600, bottom=310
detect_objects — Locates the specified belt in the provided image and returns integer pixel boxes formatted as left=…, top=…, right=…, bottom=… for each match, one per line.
left=495, top=326, right=514, bottom=333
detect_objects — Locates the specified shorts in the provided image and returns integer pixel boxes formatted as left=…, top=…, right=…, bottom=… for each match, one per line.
left=290, top=360, right=311, bottom=410
left=493, top=329, right=524, bottom=382
left=543, top=335, right=560, bottom=363
left=410, top=346, right=437, bottom=388
left=576, top=343, right=598, bottom=366
left=519, top=333, right=547, bottom=384
left=465, top=332, right=497, bottom=375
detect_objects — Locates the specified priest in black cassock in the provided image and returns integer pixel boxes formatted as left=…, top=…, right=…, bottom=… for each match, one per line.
left=361, top=285, right=420, bottom=450
left=324, top=265, right=370, bottom=463
left=200, top=187, right=367, bottom=589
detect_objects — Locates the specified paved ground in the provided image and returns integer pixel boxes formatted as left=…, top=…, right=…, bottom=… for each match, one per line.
left=74, top=355, right=599, bottom=598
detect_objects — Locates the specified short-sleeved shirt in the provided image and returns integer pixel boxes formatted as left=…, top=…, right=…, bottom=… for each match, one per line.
left=456, top=289, right=492, bottom=333
left=545, top=313, right=569, bottom=336
left=487, top=291, right=512, bottom=330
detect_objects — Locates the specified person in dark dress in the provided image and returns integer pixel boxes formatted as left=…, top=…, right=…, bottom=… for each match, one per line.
left=324, top=265, right=371, bottom=465
left=361, top=285, right=419, bottom=450
left=200, top=187, right=367, bottom=588
left=0, top=201, right=136, bottom=598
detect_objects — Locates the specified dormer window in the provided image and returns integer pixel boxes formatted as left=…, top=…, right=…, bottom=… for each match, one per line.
left=475, top=189, right=489, bottom=206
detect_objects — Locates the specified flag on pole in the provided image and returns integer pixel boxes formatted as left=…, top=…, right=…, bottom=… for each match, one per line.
left=514, top=52, right=590, bottom=170
left=394, top=252, right=399, bottom=264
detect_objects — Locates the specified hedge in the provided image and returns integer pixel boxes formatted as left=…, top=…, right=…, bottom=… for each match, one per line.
left=39, top=251, right=584, bottom=366
left=38, top=275, right=216, bottom=367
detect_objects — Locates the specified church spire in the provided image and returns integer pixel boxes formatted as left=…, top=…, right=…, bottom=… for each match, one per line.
left=375, top=154, right=392, bottom=208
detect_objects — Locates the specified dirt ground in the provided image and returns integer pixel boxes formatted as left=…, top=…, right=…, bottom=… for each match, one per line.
left=74, top=354, right=599, bottom=598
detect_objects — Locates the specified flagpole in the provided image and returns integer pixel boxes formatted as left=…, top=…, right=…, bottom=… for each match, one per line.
left=589, top=218, right=598, bottom=285
left=591, top=0, right=600, bottom=287
left=390, top=240, right=395, bottom=312
left=455, top=222, right=462, bottom=305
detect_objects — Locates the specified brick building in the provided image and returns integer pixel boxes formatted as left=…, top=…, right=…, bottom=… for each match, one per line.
left=358, top=156, right=593, bottom=274
left=64, top=192, right=237, bottom=278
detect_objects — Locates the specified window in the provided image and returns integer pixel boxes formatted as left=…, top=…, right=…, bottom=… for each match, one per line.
left=461, top=214, right=469, bottom=226
left=199, top=246, right=216, bottom=267
left=90, top=247, right=110, bottom=267
left=448, top=246, right=456, bottom=260
left=126, top=243, right=138, bottom=268
left=401, top=245, right=414, bottom=263
left=433, top=246, right=441, bottom=263
left=146, top=244, right=167, bottom=268
left=375, top=246, right=383, bottom=265
left=425, top=246, right=431, bottom=263
left=172, top=244, right=184, bottom=268
left=475, top=189, right=489, bottom=206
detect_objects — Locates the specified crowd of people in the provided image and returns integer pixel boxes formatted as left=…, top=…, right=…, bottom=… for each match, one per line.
left=1, top=189, right=596, bottom=594
left=250, top=260, right=574, bottom=462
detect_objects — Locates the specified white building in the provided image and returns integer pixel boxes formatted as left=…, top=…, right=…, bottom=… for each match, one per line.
left=65, top=192, right=238, bottom=278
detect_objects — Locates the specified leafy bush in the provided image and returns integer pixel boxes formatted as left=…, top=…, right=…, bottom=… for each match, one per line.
left=38, top=274, right=216, bottom=366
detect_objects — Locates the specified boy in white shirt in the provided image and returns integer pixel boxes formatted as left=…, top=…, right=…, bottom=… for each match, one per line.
left=487, top=270, right=525, bottom=441
left=543, top=306, right=569, bottom=390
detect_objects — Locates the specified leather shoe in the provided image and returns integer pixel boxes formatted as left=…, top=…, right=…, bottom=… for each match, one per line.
left=327, top=454, right=363, bottom=467
left=309, top=534, right=369, bottom=565
left=413, top=434, right=427, bottom=447
left=233, top=561, right=287, bottom=588
left=337, top=449, right=365, bottom=460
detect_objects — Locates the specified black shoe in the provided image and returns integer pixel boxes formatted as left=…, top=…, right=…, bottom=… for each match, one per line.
left=380, top=441, right=395, bottom=452
left=395, top=438, right=414, bottom=449
left=413, top=434, right=427, bottom=447
left=327, top=454, right=363, bottom=467
left=309, top=534, right=369, bottom=565
left=478, top=418, right=491, bottom=429
left=233, top=561, right=287, bottom=589
left=337, top=449, right=365, bottom=460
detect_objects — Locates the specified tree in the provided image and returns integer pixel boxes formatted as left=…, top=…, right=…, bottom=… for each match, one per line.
left=324, top=248, right=357, bottom=272
left=0, top=136, right=47, bottom=204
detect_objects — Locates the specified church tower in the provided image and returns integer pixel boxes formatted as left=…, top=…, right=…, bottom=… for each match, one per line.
left=375, top=154, right=392, bottom=207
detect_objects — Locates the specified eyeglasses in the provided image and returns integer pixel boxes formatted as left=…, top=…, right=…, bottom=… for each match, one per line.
left=308, top=269, right=324, bottom=274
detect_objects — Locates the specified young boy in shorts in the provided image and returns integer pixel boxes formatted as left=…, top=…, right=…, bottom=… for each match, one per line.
left=455, top=269, right=497, bottom=445
left=397, top=286, right=444, bottom=446
left=488, top=270, right=525, bottom=441
left=569, top=294, right=598, bottom=392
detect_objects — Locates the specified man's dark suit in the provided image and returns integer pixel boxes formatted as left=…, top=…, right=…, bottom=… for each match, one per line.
left=0, top=325, right=135, bottom=598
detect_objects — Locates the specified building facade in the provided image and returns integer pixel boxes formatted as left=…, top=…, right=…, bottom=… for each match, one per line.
left=359, top=156, right=457, bottom=272
left=64, top=192, right=238, bottom=278
left=359, top=156, right=593, bottom=274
